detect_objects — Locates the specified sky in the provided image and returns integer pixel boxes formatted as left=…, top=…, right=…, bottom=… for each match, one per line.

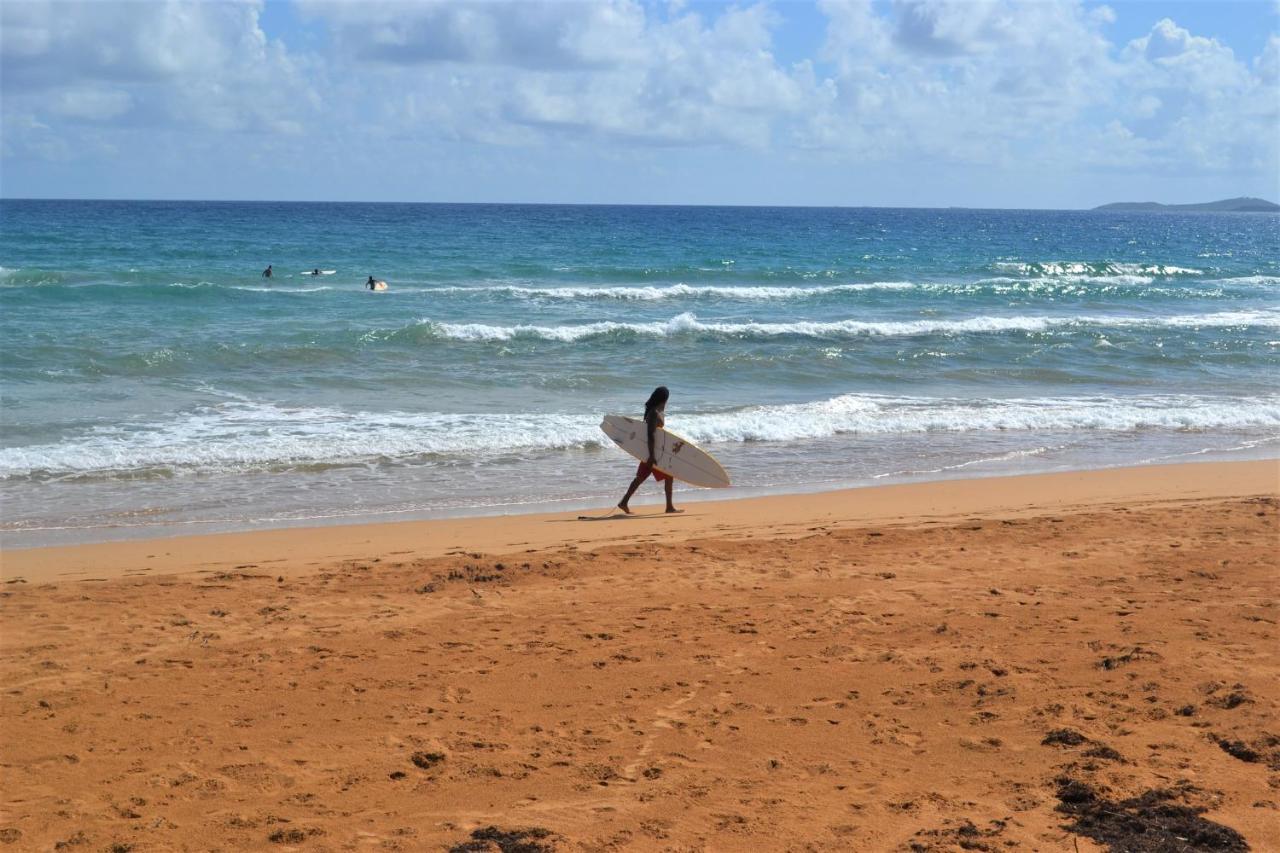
left=1, top=0, right=1277, bottom=208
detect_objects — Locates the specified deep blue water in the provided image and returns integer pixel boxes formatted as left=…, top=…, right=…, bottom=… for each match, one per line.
left=2, top=200, right=1277, bottom=544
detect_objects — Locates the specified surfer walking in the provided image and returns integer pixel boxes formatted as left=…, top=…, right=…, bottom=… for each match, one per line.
left=618, top=386, right=681, bottom=515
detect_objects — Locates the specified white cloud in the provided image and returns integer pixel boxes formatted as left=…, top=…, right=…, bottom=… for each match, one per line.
left=807, top=0, right=1119, bottom=170
left=1258, top=34, right=1280, bottom=83
left=1110, top=19, right=1275, bottom=173
left=818, top=0, right=893, bottom=72
left=1137, top=17, right=1215, bottom=62
left=809, top=1, right=1276, bottom=179
left=51, top=86, right=134, bottom=121
left=298, top=0, right=649, bottom=69
left=5, top=1, right=248, bottom=87
left=0, top=0, right=1275, bottom=200
left=1, top=0, right=319, bottom=132
left=300, top=1, right=817, bottom=149
left=1134, top=94, right=1162, bottom=119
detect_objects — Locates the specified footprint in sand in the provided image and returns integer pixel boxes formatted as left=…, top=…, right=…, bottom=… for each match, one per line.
left=622, top=687, right=700, bottom=781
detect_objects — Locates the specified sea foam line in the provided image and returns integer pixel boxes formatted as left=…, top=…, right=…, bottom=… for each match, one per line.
left=421, top=282, right=917, bottom=300
left=363, top=275, right=1268, bottom=298
left=992, top=261, right=1204, bottom=277
left=3, top=393, right=1278, bottom=479
left=425, top=310, right=1280, bottom=342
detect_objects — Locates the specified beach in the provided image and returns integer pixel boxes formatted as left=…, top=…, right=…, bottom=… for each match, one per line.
left=4, top=1, right=1279, bottom=849
left=3, top=460, right=1277, bottom=850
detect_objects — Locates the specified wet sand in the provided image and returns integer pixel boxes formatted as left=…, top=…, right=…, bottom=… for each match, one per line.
left=1, top=461, right=1277, bottom=850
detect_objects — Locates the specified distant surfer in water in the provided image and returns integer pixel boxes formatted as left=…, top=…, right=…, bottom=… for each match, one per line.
left=366, top=276, right=377, bottom=290
left=261, top=265, right=272, bottom=278
left=311, top=268, right=321, bottom=276
left=618, top=385, right=681, bottom=515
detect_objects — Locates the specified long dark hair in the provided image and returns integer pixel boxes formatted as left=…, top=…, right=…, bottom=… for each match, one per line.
left=644, top=386, right=669, bottom=419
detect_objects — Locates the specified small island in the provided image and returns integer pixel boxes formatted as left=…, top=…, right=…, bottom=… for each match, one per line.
left=1094, top=196, right=1278, bottom=212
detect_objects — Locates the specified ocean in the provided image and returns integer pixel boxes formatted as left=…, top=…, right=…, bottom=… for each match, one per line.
left=1, top=200, right=1276, bottom=547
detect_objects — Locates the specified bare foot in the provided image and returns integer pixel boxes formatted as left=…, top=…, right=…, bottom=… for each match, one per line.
left=618, top=503, right=633, bottom=515
left=666, top=507, right=683, bottom=514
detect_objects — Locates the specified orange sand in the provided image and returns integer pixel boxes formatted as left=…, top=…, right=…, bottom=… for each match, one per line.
left=1, top=460, right=1277, bottom=850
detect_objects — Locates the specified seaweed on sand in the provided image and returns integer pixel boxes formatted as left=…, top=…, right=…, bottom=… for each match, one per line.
left=1055, top=777, right=1248, bottom=852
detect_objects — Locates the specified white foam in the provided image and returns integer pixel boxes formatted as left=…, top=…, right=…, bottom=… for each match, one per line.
left=3, top=393, right=1278, bottom=479
left=1202, top=275, right=1280, bottom=287
left=993, top=261, right=1203, bottom=277
left=870, top=443, right=1067, bottom=480
left=422, top=282, right=917, bottom=300
left=157, top=281, right=339, bottom=293
left=0, top=403, right=607, bottom=478
left=228, top=285, right=335, bottom=293
left=1146, top=310, right=1280, bottom=328
left=427, top=310, right=1280, bottom=342
left=674, top=394, right=1280, bottom=444
left=972, top=275, right=1156, bottom=288
left=1120, top=263, right=1203, bottom=276
left=429, top=275, right=1260, bottom=298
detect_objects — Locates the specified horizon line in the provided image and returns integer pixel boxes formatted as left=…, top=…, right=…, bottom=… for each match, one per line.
left=2, top=196, right=1276, bottom=212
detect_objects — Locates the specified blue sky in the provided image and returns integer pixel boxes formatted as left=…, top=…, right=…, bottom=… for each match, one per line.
left=2, top=0, right=1277, bottom=207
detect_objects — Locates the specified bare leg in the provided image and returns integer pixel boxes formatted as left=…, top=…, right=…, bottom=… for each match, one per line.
left=618, top=475, right=645, bottom=514
left=664, top=477, right=682, bottom=513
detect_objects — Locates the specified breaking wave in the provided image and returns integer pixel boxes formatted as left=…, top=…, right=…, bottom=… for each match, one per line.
left=426, top=310, right=1280, bottom=342
left=4, top=393, right=1278, bottom=480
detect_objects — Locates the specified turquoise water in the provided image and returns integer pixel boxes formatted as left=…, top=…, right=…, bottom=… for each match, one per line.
left=2, top=200, right=1277, bottom=545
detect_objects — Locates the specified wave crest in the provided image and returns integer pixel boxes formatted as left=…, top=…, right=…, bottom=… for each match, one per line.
left=3, top=393, right=1277, bottom=480
left=426, top=310, right=1280, bottom=342
left=992, top=261, right=1204, bottom=277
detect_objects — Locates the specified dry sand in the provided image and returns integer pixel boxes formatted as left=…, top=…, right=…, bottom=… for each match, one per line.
left=1, top=460, right=1277, bottom=851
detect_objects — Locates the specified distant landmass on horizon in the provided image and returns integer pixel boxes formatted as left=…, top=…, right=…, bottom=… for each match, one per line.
left=1094, top=196, right=1279, bottom=212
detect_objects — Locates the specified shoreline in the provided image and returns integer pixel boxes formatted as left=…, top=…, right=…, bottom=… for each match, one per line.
left=6, top=445, right=1277, bottom=552
left=5, top=458, right=1275, bottom=585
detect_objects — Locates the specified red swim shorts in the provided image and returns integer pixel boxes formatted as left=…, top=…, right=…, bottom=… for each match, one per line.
left=636, top=461, right=670, bottom=482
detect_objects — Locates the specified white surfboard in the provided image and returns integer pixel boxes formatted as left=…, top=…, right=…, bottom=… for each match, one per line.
left=300, top=270, right=337, bottom=275
left=601, top=415, right=730, bottom=489
left=369, top=280, right=388, bottom=291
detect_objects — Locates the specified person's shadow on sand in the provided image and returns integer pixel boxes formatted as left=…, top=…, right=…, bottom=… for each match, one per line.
left=570, top=511, right=698, bottom=522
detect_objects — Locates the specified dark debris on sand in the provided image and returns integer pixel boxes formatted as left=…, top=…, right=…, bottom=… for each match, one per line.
left=1041, top=728, right=1125, bottom=763
left=1055, top=777, right=1248, bottom=852
left=1213, top=733, right=1280, bottom=768
left=1207, top=689, right=1253, bottom=710
left=417, top=560, right=534, bottom=594
left=1042, top=728, right=1088, bottom=747
left=447, top=825, right=557, bottom=853
left=1216, top=737, right=1261, bottom=763
left=1081, top=744, right=1125, bottom=762
left=908, top=818, right=1009, bottom=851
left=410, top=751, right=446, bottom=770
left=1098, top=646, right=1161, bottom=671
left=267, top=828, right=306, bottom=844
